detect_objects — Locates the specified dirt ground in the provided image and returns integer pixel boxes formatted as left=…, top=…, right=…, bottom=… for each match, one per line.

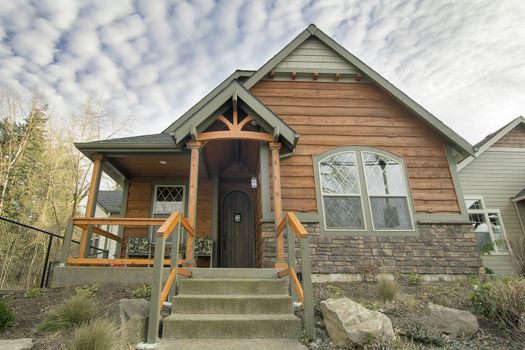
left=310, top=277, right=525, bottom=349
left=0, top=286, right=134, bottom=350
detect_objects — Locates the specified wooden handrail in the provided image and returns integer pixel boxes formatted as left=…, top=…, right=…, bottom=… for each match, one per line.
left=76, top=225, right=122, bottom=242
left=276, top=212, right=308, bottom=240
left=73, top=217, right=166, bottom=226
left=67, top=258, right=184, bottom=266
left=156, top=211, right=182, bottom=239
left=160, top=268, right=178, bottom=306
left=180, top=216, right=195, bottom=237
left=289, top=267, right=304, bottom=304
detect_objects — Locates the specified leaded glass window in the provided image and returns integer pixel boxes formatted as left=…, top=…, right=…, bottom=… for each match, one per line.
left=318, top=148, right=415, bottom=232
left=153, top=185, right=185, bottom=218
left=362, top=152, right=412, bottom=230
left=319, top=152, right=364, bottom=229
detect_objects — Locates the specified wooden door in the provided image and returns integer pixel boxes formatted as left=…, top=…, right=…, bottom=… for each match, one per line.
left=221, top=191, right=255, bottom=268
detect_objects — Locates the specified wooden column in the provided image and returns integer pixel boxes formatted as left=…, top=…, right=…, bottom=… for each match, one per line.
left=79, top=154, right=104, bottom=258
left=270, top=142, right=284, bottom=264
left=186, top=141, right=201, bottom=262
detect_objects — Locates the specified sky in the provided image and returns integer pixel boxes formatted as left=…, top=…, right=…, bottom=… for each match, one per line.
left=0, top=0, right=524, bottom=144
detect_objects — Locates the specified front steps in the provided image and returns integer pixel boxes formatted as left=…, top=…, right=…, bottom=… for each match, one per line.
left=160, top=268, right=306, bottom=350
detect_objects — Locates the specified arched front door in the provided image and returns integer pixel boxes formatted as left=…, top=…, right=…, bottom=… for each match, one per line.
left=220, top=191, right=255, bottom=268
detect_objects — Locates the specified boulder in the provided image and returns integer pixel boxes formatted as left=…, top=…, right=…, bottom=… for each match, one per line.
left=105, top=298, right=150, bottom=349
left=424, top=303, right=478, bottom=337
left=0, top=338, right=33, bottom=350
left=519, top=312, right=525, bottom=333
left=320, top=298, right=395, bottom=346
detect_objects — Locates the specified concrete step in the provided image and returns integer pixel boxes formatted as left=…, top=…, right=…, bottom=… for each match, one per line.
left=178, top=278, right=288, bottom=295
left=189, top=268, right=279, bottom=279
left=158, top=338, right=307, bottom=350
left=172, top=294, right=293, bottom=314
left=162, top=313, right=301, bottom=339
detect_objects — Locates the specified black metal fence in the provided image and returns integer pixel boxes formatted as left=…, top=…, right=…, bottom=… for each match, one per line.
left=0, top=216, right=107, bottom=290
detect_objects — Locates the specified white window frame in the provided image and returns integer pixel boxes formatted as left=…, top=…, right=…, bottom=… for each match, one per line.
left=465, top=195, right=509, bottom=255
left=318, top=151, right=367, bottom=232
left=316, top=147, right=415, bottom=233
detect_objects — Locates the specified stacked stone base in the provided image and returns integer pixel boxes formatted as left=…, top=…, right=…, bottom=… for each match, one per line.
left=261, top=223, right=483, bottom=276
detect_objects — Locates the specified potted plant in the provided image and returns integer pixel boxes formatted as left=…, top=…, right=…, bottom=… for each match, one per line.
left=195, top=237, right=213, bottom=256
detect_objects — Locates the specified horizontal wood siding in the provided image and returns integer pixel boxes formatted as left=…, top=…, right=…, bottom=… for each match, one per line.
left=275, top=37, right=357, bottom=73
left=459, top=149, right=525, bottom=275
left=122, top=182, right=152, bottom=254
left=493, top=123, right=525, bottom=148
left=196, top=179, right=212, bottom=238
left=251, top=80, right=460, bottom=214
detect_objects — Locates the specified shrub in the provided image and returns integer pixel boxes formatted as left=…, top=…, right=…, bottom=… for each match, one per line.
left=357, top=261, right=379, bottom=282
left=407, top=273, right=421, bottom=286
left=25, top=288, right=47, bottom=299
left=377, top=277, right=398, bottom=301
left=399, top=319, right=444, bottom=347
left=130, top=284, right=151, bottom=299
left=75, top=284, right=101, bottom=296
left=39, top=293, right=98, bottom=332
left=320, top=285, right=345, bottom=300
left=67, top=319, right=118, bottom=350
left=470, top=278, right=525, bottom=330
left=0, top=300, right=15, bottom=331
left=507, top=236, right=525, bottom=276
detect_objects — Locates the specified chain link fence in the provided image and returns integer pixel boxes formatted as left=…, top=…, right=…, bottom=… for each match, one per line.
left=0, top=216, right=107, bottom=290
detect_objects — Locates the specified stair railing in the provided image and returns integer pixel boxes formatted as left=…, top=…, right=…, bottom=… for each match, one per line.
left=147, top=211, right=195, bottom=344
left=276, top=212, right=315, bottom=340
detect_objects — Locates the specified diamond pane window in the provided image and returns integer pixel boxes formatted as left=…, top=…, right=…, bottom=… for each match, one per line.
left=153, top=186, right=184, bottom=217
left=362, top=152, right=406, bottom=196
left=370, top=197, right=411, bottom=230
left=466, top=199, right=483, bottom=210
left=320, top=152, right=360, bottom=194
left=323, top=197, right=364, bottom=229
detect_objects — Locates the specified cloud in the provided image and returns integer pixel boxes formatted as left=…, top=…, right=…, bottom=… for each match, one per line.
left=0, top=0, right=523, bottom=143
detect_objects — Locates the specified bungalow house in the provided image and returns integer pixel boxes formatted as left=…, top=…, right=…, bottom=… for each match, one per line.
left=457, top=116, right=525, bottom=275
left=53, top=24, right=483, bottom=345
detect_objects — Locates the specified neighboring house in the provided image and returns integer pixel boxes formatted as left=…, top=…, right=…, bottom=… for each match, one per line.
left=458, top=116, right=525, bottom=275
left=60, top=24, right=483, bottom=280
left=90, top=190, right=122, bottom=258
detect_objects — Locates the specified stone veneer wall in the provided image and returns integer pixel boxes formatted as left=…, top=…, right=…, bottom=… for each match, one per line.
left=261, top=223, right=483, bottom=275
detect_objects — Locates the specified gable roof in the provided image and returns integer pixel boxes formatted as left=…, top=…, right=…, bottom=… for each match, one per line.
left=458, top=116, right=525, bottom=171
left=77, top=24, right=473, bottom=158
left=169, top=80, right=298, bottom=150
left=242, top=24, right=473, bottom=157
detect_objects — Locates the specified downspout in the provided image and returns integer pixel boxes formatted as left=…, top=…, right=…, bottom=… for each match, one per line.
left=279, top=134, right=300, bottom=159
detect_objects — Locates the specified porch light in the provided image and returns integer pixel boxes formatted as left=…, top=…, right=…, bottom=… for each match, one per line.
left=251, top=176, right=258, bottom=189
left=159, top=160, right=167, bottom=165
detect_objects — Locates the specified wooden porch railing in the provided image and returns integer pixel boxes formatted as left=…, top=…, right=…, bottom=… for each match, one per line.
left=275, top=212, right=315, bottom=340
left=147, top=211, right=195, bottom=343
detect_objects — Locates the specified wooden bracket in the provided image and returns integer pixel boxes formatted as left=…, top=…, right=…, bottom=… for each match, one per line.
left=356, top=72, right=362, bottom=81
left=335, top=73, right=341, bottom=81
left=313, top=72, right=319, bottom=81
left=291, top=72, right=297, bottom=80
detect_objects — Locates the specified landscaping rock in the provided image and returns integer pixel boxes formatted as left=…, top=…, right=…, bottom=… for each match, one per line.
left=424, top=302, right=478, bottom=337
left=520, top=312, right=525, bottom=333
left=320, top=298, right=394, bottom=346
left=0, top=338, right=33, bottom=350
left=105, top=298, right=150, bottom=349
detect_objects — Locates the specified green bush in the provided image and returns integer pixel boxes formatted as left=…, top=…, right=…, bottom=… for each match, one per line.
left=320, top=285, right=345, bottom=300
left=470, top=278, right=525, bottom=329
left=67, top=319, right=118, bottom=350
left=25, top=288, right=47, bottom=299
left=407, top=273, right=421, bottom=286
left=130, top=284, right=151, bottom=299
left=377, top=277, right=398, bottom=301
left=39, top=293, right=98, bottom=332
left=399, top=319, right=444, bottom=347
left=75, top=284, right=101, bottom=296
left=0, top=300, right=15, bottom=331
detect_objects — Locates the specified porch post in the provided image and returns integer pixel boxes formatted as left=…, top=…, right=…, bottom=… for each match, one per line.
left=186, top=141, right=201, bottom=262
left=115, top=179, right=129, bottom=258
left=80, top=154, right=104, bottom=258
left=270, top=142, right=284, bottom=264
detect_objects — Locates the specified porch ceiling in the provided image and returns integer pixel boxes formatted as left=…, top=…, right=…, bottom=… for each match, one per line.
left=108, top=154, right=191, bottom=178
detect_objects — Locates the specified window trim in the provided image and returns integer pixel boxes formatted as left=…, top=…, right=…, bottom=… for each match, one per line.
left=318, top=150, right=367, bottom=232
left=314, top=146, right=417, bottom=235
left=465, top=195, right=510, bottom=255
left=151, top=184, right=187, bottom=217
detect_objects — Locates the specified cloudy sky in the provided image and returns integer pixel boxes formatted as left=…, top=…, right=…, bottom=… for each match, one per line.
left=0, top=0, right=524, bottom=143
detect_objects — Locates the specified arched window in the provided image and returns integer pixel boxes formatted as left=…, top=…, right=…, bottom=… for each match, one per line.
left=317, top=148, right=414, bottom=232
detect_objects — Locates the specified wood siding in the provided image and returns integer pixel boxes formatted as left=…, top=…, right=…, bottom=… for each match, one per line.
left=122, top=181, right=152, bottom=254
left=251, top=80, right=460, bottom=214
left=274, top=37, right=357, bottom=74
left=458, top=149, right=525, bottom=275
left=493, top=123, right=525, bottom=148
